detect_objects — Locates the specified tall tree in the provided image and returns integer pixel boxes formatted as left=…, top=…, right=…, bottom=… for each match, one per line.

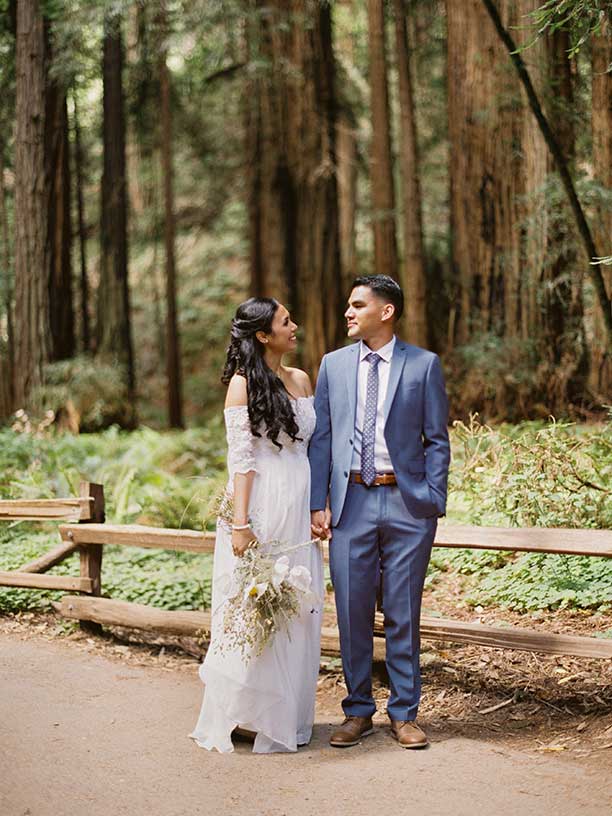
left=14, top=0, right=50, bottom=406
left=393, top=0, right=427, bottom=345
left=45, top=31, right=75, bottom=362
left=367, top=0, right=398, bottom=278
left=336, top=107, right=358, bottom=294
left=71, top=89, right=91, bottom=353
left=447, top=0, right=548, bottom=344
left=590, top=18, right=612, bottom=396
left=0, top=142, right=14, bottom=418
left=543, top=27, right=586, bottom=405
left=246, top=0, right=343, bottom=373
left=158, top=2, right=184, bottom=428
left=481, top=0, right=612, bottom=346
left=97, top=11, right=136, bottom=401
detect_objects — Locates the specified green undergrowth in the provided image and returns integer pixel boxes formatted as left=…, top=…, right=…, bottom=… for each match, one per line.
left=0, top=412, right=610, bottom=616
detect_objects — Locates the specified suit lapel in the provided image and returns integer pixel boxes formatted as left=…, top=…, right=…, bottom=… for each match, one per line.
left=384, top=341, right=407, bottom=424
left=344, top=344, right=359, bottom=427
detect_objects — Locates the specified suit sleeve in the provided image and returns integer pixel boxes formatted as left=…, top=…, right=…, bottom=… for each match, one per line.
left=423, top=354, right=451, bottom=515
left=308, top=355, right=332, bottom=512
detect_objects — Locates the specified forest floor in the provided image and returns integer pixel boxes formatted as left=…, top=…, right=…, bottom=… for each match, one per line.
left=2, top=606, right=612, bottom=816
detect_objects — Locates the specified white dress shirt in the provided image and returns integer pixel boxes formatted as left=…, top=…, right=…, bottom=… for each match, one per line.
left=350, top=336, right=396, bottom=473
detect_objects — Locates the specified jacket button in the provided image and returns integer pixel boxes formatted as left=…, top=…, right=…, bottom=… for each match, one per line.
left=349, top=439, right=353, bottom=445
left=344, top=471, right=348, bottom=477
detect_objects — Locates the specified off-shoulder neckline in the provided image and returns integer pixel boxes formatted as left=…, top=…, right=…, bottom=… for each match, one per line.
left=224, top=395, right=313, bottom=413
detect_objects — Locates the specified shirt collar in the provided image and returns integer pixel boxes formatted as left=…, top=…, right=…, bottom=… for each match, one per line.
left=359, top=335, right=396, bottom=363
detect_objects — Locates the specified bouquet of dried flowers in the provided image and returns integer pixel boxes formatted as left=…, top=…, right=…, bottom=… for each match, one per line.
left=214, top=538, right=320, bottom=661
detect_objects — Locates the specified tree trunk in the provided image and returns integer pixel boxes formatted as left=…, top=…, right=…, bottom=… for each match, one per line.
left=72, top=89, right=91, bottom=353
left=246, top=0, right=343, bottom=374
left=158, top=3, right=184, bottom=429
left=0, top=142, right=14, bottom=417
left=481, top=0, right=612, bottom=346
left=335, top=5, right=358, bottom=296
left=367, top=0, right=398, bottom=278
left=543, top=28, right=586, bottom=408
left=447, top=0, right=548, bottom=345
left=590, top=20, right=612, bottom=397
left=14, top=0, right=50, bottom=407
left=393, top=0, right=427, bottom=345
left=98, top=12, right=136, bottom=403
left=45, top=45, right=75, bottom=362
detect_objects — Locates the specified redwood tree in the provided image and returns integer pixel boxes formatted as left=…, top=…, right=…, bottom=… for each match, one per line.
left=590, top=19, right=612, bottom=396
left=367, top=0, right=398, bottom=279
left=45, top=40, right=75, bottom=362
left=446, top=0, right=548, bottom=344
left=246, top=0, right=343, bottom=374
left=14, top=0, right=50, bottom=406
left=393, top=0, right=427, bottom=345
left=158, top=2, right=184, bottom=428
left=97, top=11, right=136, bottom=401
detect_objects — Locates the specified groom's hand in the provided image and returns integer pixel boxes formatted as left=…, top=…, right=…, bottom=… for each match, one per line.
left=311, top=509, right=332, bottom=540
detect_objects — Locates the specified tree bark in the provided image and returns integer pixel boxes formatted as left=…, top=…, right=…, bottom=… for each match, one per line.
left=393, top=0, right=427, bottom=345
left=590, top=20, right=612, bottom=396
left=72, top=89, right=90, bottom=353
left=0, top=142, right=14, bottom=417
left=98, top=12, right=136, bottom=403
left=14, top=0, right=50, bottom=406
left=158, top=3, right=184, bottom=429
left=45, top=43, right=75, bottom=362
left=447, top=0, right=530, bottom=342
left=367, top=0, right=398, bottom=278
left=336, top=110, right=358, bottom=294
left=481, top=0, right=612, bottom=345
left=543, top=28, right=586, bottom=407
left=246, top=0, right=343, bottom=374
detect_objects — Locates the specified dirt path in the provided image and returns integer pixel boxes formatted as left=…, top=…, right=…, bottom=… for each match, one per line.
left=1, top=629, right=611, bottom=816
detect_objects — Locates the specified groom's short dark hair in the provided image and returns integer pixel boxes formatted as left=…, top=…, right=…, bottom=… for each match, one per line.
left=352, top=274, right=404, bottom=320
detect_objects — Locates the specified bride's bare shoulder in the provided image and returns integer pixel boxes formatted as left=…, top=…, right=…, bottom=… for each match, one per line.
left=225, top=373, right=248, bottom=408
left=283, top=366, right=313, bottom=397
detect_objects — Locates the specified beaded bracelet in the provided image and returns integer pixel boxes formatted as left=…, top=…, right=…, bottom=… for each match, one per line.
left=231, top=523, right=251, bottom=531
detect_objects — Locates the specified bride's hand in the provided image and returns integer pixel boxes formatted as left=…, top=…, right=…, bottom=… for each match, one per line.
left=232, top=527, right=253, bottom=557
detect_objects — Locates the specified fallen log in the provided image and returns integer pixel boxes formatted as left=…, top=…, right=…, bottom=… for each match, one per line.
left=54, top=595, right=612, bottom=660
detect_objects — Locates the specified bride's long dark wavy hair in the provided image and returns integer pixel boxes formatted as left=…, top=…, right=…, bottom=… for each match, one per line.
left=222, top=297, right=301, bottom=449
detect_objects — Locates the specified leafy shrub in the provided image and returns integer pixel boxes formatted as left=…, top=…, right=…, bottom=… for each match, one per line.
left=448, top=413, right=611, bottom=529
left=466, top=552, right=612, bottom=612
left=30, top=356, right=133, bottom=432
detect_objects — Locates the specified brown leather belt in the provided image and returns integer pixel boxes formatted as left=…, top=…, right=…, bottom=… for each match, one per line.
left=349, top=471, right=397, bottom=486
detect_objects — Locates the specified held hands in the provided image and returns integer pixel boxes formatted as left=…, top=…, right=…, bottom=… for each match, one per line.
left=231, top=526, right=254, bottom=557
left=310, top=509, right=332, bottom=540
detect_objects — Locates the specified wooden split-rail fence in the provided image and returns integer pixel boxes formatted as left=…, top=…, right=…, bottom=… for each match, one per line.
left=1, top=481, right=612, bottom=661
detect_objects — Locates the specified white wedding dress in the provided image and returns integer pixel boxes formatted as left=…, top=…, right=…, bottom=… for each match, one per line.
left=189, top=396, right=323, bottom=753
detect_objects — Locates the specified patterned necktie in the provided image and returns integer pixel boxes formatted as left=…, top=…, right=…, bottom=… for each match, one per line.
left=360, top=352, right=381, bottom=487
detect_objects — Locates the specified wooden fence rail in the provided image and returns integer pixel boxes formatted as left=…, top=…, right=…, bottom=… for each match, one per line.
left=2, top=483, right=612, bottom=660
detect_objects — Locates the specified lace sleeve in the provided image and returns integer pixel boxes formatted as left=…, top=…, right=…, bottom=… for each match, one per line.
left=224, top=406, right=258, bottom=477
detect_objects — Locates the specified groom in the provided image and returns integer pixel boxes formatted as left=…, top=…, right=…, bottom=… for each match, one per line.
left=309, top=275, right=450, bottom=749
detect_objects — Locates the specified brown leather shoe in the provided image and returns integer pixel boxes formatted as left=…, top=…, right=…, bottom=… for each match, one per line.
left=389, top=719, right=428, bottom=749
left=329, top=716, right=374, bottom=747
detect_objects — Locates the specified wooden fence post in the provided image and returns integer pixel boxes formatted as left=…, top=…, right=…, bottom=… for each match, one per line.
left=78, top=482, right=105, bottom=634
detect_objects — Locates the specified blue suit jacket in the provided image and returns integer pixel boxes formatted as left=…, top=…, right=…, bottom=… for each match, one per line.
left=308, top=340, right=451, bottom=524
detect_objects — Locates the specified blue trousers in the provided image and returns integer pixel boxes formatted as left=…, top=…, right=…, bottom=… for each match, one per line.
left=330, top=481, right=436, bottom=721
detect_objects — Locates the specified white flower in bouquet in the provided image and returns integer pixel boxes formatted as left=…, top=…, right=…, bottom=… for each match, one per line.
left=287, top=565, right=311, bottom=593
left=245, top=581, right=269, bottom=600
left=272, top=556, right=290, bottom=589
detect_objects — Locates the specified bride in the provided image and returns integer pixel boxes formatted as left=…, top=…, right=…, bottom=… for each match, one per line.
left=189, top=297, right=323, bottom=753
